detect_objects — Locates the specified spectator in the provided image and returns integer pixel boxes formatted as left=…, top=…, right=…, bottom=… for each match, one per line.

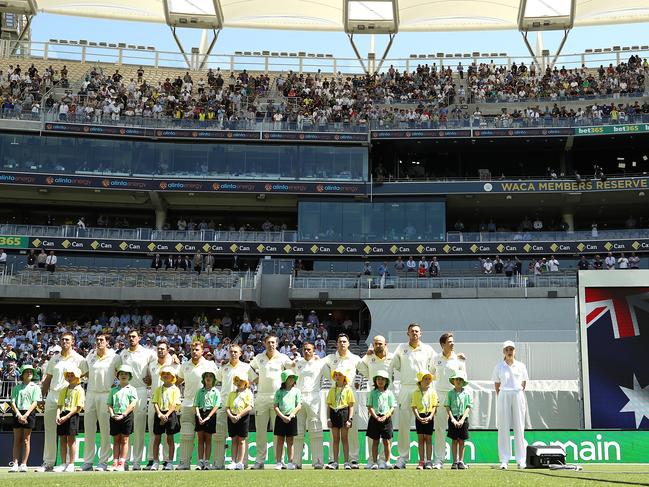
left=605, top=252, right=616, bottom=270
left=26, top=249, right=36, bottom=270
left=618, top=253, right=629, bottom=269
left=547, top=255, right=560, bottom=272
left=406, top=256, right=417, bottom=273
left=593, top=254, right=604, bottom=270
left=429, top=257, right=440, bottom=277
left=151, top=254, right=163, bottom=271
left=394, top=257, right=405, bottom=272
left=629, top=252, right=640, bottom=269
left=577, top=256, right=590, bottom=270
left=0, top=248, right=6, bottom=272
left=37, top=249, right=47, bottom=269
left=45, top=251, right=57, bottom=273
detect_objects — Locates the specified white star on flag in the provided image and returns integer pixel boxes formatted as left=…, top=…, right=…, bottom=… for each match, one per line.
left=619, top=375, right=649, bottom=428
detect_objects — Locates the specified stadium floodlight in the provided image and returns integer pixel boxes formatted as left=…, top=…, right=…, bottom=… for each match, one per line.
left=0, top=0, right=37, bottom=15
left=518, top=0, right=575, bottom=31
left=163, top=0, right=223, bottom=29
left=344, top=0, right=399, bottom=34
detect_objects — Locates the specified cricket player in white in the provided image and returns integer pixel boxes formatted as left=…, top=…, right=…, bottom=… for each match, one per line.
left=293, top=342, right=326, bottom=469
left=429, top=332, right=466, bottom=469
left=176, top=342, right=219, bottom=469
left=249, top=334, right=293, bottom=469
left=492, top=340, right=529, bottom=469
left=39, top=332, right=88, bottom=472
left=82, top=333, right=121, bottom=471
left=389, top=323, right=434, bottom=469
left=213, top=344, right=251, bottom=469
left=322, top=333, right=362, bottom=468
left=119, top=329, right=155, bottom=470
left=357, top=335, right=393, bottom=469
left=146, top=339, right=178, bottom=470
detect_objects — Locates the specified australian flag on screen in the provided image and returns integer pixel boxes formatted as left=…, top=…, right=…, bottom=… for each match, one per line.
left=585, top=287, right=649, bottom=429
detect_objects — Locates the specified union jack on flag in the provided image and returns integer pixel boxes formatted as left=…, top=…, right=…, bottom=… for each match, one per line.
left=585, top=287, right=649, bottom=339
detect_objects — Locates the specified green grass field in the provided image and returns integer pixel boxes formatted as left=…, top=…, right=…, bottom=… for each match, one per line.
left=1, top=465, right=648, bottom=486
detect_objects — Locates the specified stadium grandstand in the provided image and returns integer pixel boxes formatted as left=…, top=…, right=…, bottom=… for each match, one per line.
left=0, top=0, right=648, bottom=477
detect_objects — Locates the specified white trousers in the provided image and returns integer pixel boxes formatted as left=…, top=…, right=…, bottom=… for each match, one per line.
left=84, top=391, right=112, bottom=465
left=147, top=402, right=170, bottom=461
left=212, top=409, right=229, bottom=467
left=129, top=387, right=148, bottom=465
left=497, top=390, right=527, bottom=464
left=294, top=392, right=324, bottom=467
left=396, top=386, right=416, bottom=462
left=179, top=405, right=196, bottom=467
left=254, top=394, right=277, bottom=464
left=434, top=388, right=450, bottom=464
left=43, top=401, right=58, bottom=466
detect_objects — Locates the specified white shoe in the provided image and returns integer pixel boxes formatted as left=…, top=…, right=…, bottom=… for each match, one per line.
left=517, top=463, right=526, bottom=469
left=37, top=464, right=53, bottom=473
left=132, top=462, right=141, bottom=471
left=344, top=462, right=352, bottom=470
left=365, top=461, right=374, bottom=470
left=274, top=462, right=284, bottom=470
left=235, top=463, right=244, bottom=470
left=394, top=458, right=406, bottom=469
left=53, top=464, right=68, bottom=472
left=500, top=463, right=508, bottom=470
left=94, top=463, right=108, bottom=472
left=19, top=464, right=28, bottom=472
left=80, top=463, right=93, bottom=472
left=150, top=461, right=159, bottom=471
left=382, top=461, right=391, bottom=470
left=163, top=462, right=174, bottom=471
left=9, top=464, right=19, bottom=473
left=371, top=463, right=379, bottom=470
left=65, top=464, right=75, bottom=473
left=432, top=462, right=442, bottom=470
left=313, top=463, right=324, bottom=469
left=287, top=463, right=296, bottom=470
left=226, top=462, right=238, bottom=470
left=250, top=462, right=264, bottom=470
left=175, top=463, right=190, bottom=471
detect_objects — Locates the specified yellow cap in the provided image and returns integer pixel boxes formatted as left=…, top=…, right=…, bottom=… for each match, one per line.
left=416, top=371, right=433, bottom=383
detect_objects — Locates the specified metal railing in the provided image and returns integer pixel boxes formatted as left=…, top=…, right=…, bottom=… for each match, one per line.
left=7, top=270, right=254, bottom=289
left=447, top=228, right=649, bottom=243
left=291, top=274, right=577, bottom=289
left=0, top=224, right=298, bottom=243
left=3, top=39, right=649, bottom=74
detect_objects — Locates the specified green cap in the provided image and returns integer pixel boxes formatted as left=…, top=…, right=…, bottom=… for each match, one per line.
left=117, top=364, right=134, bottom=378
left=372, top=369, right=390, bottom=388
left=201, top=370, right=217, bottom=387
left=281, top=369, right=298, bottom=384
left=449, top=371, right=469, bottom=387
left=19, top=364, right=34, bottom=377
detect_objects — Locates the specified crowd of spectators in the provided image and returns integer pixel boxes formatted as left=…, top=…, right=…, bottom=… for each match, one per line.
left=23, top=55, right=645, bottom=130
left=468, top=56, right=648, bottom=103
left=0, top=308, right=359, bottom=395
left=0, top=63, right=69, bottom=119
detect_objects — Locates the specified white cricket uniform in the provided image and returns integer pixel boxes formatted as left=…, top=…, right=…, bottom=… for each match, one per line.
left=212, top=360, right=252, bottom=468
left=147, top=358, right=178, bottom=462
left=119, top=345, right=156, bottom=466
left=84, top=349, right=121, bottom=467
left=492, top=360, right=529, bottom=466
left=389, top=342, right=434, bottom=462
left=430, top=351, right=466, bottom=465
left=249, top=352, right=293, bottom=464
left=177, top=357, right=219, bottom=467
left=43, top=351, right=88, bottom=467
left=322, top=351, right=362, bottom=463
left=293, top=357, right=326, bottom=467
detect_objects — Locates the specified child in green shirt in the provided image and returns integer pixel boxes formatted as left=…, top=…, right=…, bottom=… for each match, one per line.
left=194, top=370, right=220, bottom=470
left=445, top=372, right=472, bottom=469
left=10, top=365, right=41, bottom=472
left=55, top=366, right=85, bottom=473
left=273, top=370, right=302, bottom=470
left=365, top=370, right=396, bottom=470
left=107, top=365, right=138, bottom=472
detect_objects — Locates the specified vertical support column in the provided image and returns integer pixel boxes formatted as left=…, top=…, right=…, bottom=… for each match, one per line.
left=155, top=209, right=167, bottom=231
left=562, top=212, right=574, bottom=233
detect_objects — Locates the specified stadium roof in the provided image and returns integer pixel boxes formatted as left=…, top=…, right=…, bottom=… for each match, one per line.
left=36, top=0, right=649, bottom=32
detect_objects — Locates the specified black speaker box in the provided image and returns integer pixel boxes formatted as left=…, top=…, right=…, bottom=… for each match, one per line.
left=526, top=445, right=566, bottom=468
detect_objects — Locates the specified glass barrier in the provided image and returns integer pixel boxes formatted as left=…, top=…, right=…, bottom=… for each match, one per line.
left=0, top=132, right=368, bottom=181
left=298, top=200, right=446, bottom=242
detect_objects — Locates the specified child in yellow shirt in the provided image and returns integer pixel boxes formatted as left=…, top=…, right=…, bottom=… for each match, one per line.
left=325, top=369, right=355, bottom=470
left=55, top=366, right=85, bottom=473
